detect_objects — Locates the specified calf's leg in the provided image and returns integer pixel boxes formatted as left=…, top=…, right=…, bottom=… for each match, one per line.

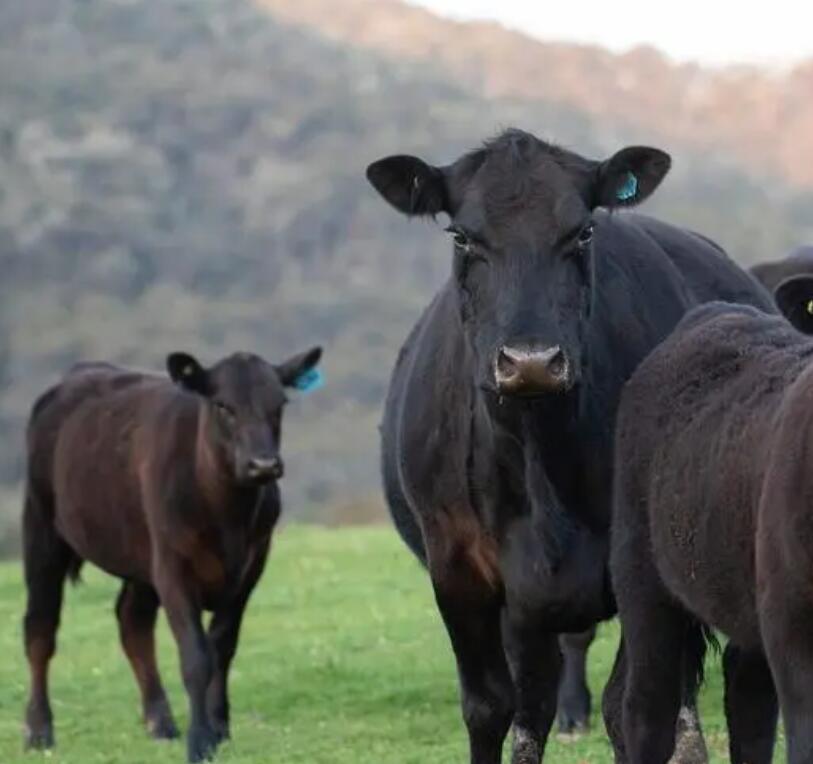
left=557, top=626, right=595, bottom=733
left=722, top=643, right=777, bottom=764
left=762, top=600, right=813, bottom=764
left=116, top=581, right=178, bottom=740
left=621, top=599, right=688, bottom=764
left=206, top=593, right=252, bottom=742
left=156, top=571, right=218, bottom=763
left=602, top=636, right=628, bottom=761
left=22, top=495, right=73, bottom=750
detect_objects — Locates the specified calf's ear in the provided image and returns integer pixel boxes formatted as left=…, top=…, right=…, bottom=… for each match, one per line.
left=593, top=146, right=671, bottom=209
left=167, top=352, right=210, bottom=395
left=277, top=346, right=324, bottom=392
left=774, top=275, right=813, bottom=334
left=366, top=155, right=449, bottom=217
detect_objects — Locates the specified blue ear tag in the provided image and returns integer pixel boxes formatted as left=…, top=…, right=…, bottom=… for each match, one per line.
left=293, top=367, right=324, bottom=394
left=616, top=172, right=638, bottom=202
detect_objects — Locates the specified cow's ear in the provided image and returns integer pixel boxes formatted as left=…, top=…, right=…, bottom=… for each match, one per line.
left=366, top=155, right=449, bottom=217
left=167, top=352, right=210, bottom=395
left=593, top=146, right=671, bottom=209
left=277, top=346, right=324, bottom=392
left=774, top=275, right=813, bottom=334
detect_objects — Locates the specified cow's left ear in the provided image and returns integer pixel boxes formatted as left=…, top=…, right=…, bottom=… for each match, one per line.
left=167, top=352, right=210, bottom=395
left=277, top=346, right=324, bottom=392
left=593, top=146, right=671, bottom=209
left=774, top=275, right=813, bottom=334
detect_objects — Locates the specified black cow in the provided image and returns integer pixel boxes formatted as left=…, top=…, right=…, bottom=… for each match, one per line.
left=751, top=246, right=813, bottom=333
left=367, top=128, right=775, bottom=764
left=608, top=297, right=813, bottom=764
left=22, top=348, right=321, bottom=762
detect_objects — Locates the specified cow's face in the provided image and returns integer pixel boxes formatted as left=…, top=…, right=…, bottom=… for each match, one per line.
left=167, top=347, right=322, bottom=485
left=367, top=129, right=670, bottom=398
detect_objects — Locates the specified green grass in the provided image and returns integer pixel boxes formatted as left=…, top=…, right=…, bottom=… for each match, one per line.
left=0, top=526, right=783, bottom=762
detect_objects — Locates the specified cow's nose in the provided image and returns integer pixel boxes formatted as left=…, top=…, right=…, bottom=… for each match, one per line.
left=494, top=343, right=571, bottom=396
left=246, top=455, right=285, bottom=482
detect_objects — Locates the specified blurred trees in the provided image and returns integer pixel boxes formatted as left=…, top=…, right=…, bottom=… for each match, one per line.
left=1, top=0, right=811, bottom=554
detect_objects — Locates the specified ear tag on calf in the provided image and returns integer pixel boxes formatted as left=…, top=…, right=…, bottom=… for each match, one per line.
left=806, top=299, right=813, bottom=316
left=616, top=172, right=638, bottom=202
left=293, top=367, right=324, bottom=394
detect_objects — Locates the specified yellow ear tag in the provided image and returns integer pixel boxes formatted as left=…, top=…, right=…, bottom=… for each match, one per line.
left=806, top=300, right=813, bottom=316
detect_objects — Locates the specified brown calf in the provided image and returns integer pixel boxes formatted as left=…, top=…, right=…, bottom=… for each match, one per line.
left=22, top=347, right=321, bottom=762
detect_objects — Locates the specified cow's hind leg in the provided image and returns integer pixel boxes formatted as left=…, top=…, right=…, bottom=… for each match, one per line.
left=621, top=596, right=689, bottom=764
left=116, top=581, right=178, bottom=740
left=602, top=636, right=628, bottom=762
left=22, top=492, right=74, bottom=750
left=722, top=643, right=777, bottom=764
left=557, top=626, right=595, bottom=734
left=762, top=599, right=813, bottom=764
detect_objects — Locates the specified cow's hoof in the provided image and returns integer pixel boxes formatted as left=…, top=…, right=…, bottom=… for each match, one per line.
left=147, top=714, right=180, bottom=741
left=209, top=716, right=230, bottom=745
left=187, top=725, right=220, bottom=763
left=24, top=723, right=54, bottom=751
left=557, top=711, right=590, bottom=736
left=668, top=706, right=709, bottom=764
left=511, top=726, right=542, bottom=764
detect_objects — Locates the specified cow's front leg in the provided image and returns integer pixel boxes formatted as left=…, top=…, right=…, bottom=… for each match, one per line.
left=206, top=593, right=252, bottom=743
left=427, top=521, right=514, bottom=764
left=156, top=571, right=218, bottom=763
left=501, top=606, right=562, bottom=764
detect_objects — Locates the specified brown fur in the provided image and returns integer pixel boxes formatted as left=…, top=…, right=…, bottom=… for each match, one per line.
left=20, top=347, right=321, bottom=763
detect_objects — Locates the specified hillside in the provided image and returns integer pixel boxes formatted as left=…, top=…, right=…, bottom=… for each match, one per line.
left=260, top=0, right=813, bottom=187
left=1, top=0, right=812, bottom=552
left=0, top=526, right=784, bottom=762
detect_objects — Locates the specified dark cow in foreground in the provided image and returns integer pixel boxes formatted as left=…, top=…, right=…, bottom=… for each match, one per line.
left=23, top=348, right=321, bottom=762
left=367, top=128, right=776, bottom=764
left=751, top=246, right=813, bottom=333
left=608, top=299, right=813, bottom=764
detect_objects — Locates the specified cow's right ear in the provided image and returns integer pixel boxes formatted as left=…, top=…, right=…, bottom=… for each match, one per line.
left=166, top=352, right=210, bottom=395
left=774, top=275, right=813, bottom=334
left=366, top=155, right=449, bottom=217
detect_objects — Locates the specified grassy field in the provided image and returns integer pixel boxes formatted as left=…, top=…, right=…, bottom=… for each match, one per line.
left=0, top=526, right=783, bottom=763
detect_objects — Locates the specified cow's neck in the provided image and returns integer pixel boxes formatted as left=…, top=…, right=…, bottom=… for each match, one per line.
left=470, top=387, right=589, bottom=531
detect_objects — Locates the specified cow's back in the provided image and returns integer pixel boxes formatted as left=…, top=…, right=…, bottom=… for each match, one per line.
left=28, top=364, right=186, bottom=580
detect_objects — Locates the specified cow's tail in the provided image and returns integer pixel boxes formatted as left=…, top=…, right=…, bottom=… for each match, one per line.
left=683, top=619, right=719, bottom=705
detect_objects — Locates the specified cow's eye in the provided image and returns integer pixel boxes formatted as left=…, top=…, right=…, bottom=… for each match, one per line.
left=577, top=223, right=595, bottom=248
left=214, top=402, right=235, bottom=423
left=445, top=226, right=471, bottom=252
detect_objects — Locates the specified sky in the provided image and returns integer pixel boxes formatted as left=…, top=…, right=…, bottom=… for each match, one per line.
left=412, top=1, right=813, bottom=67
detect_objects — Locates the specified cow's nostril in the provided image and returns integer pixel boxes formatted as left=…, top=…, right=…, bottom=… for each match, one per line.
left=496, top=348, right=520, bottom=379
left=546, top=349, right=566, bottom=378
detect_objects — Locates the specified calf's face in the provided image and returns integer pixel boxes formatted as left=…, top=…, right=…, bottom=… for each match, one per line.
left=167, top=348, right=322, bottom=485
left=367, top=129, right=670, bottom=398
